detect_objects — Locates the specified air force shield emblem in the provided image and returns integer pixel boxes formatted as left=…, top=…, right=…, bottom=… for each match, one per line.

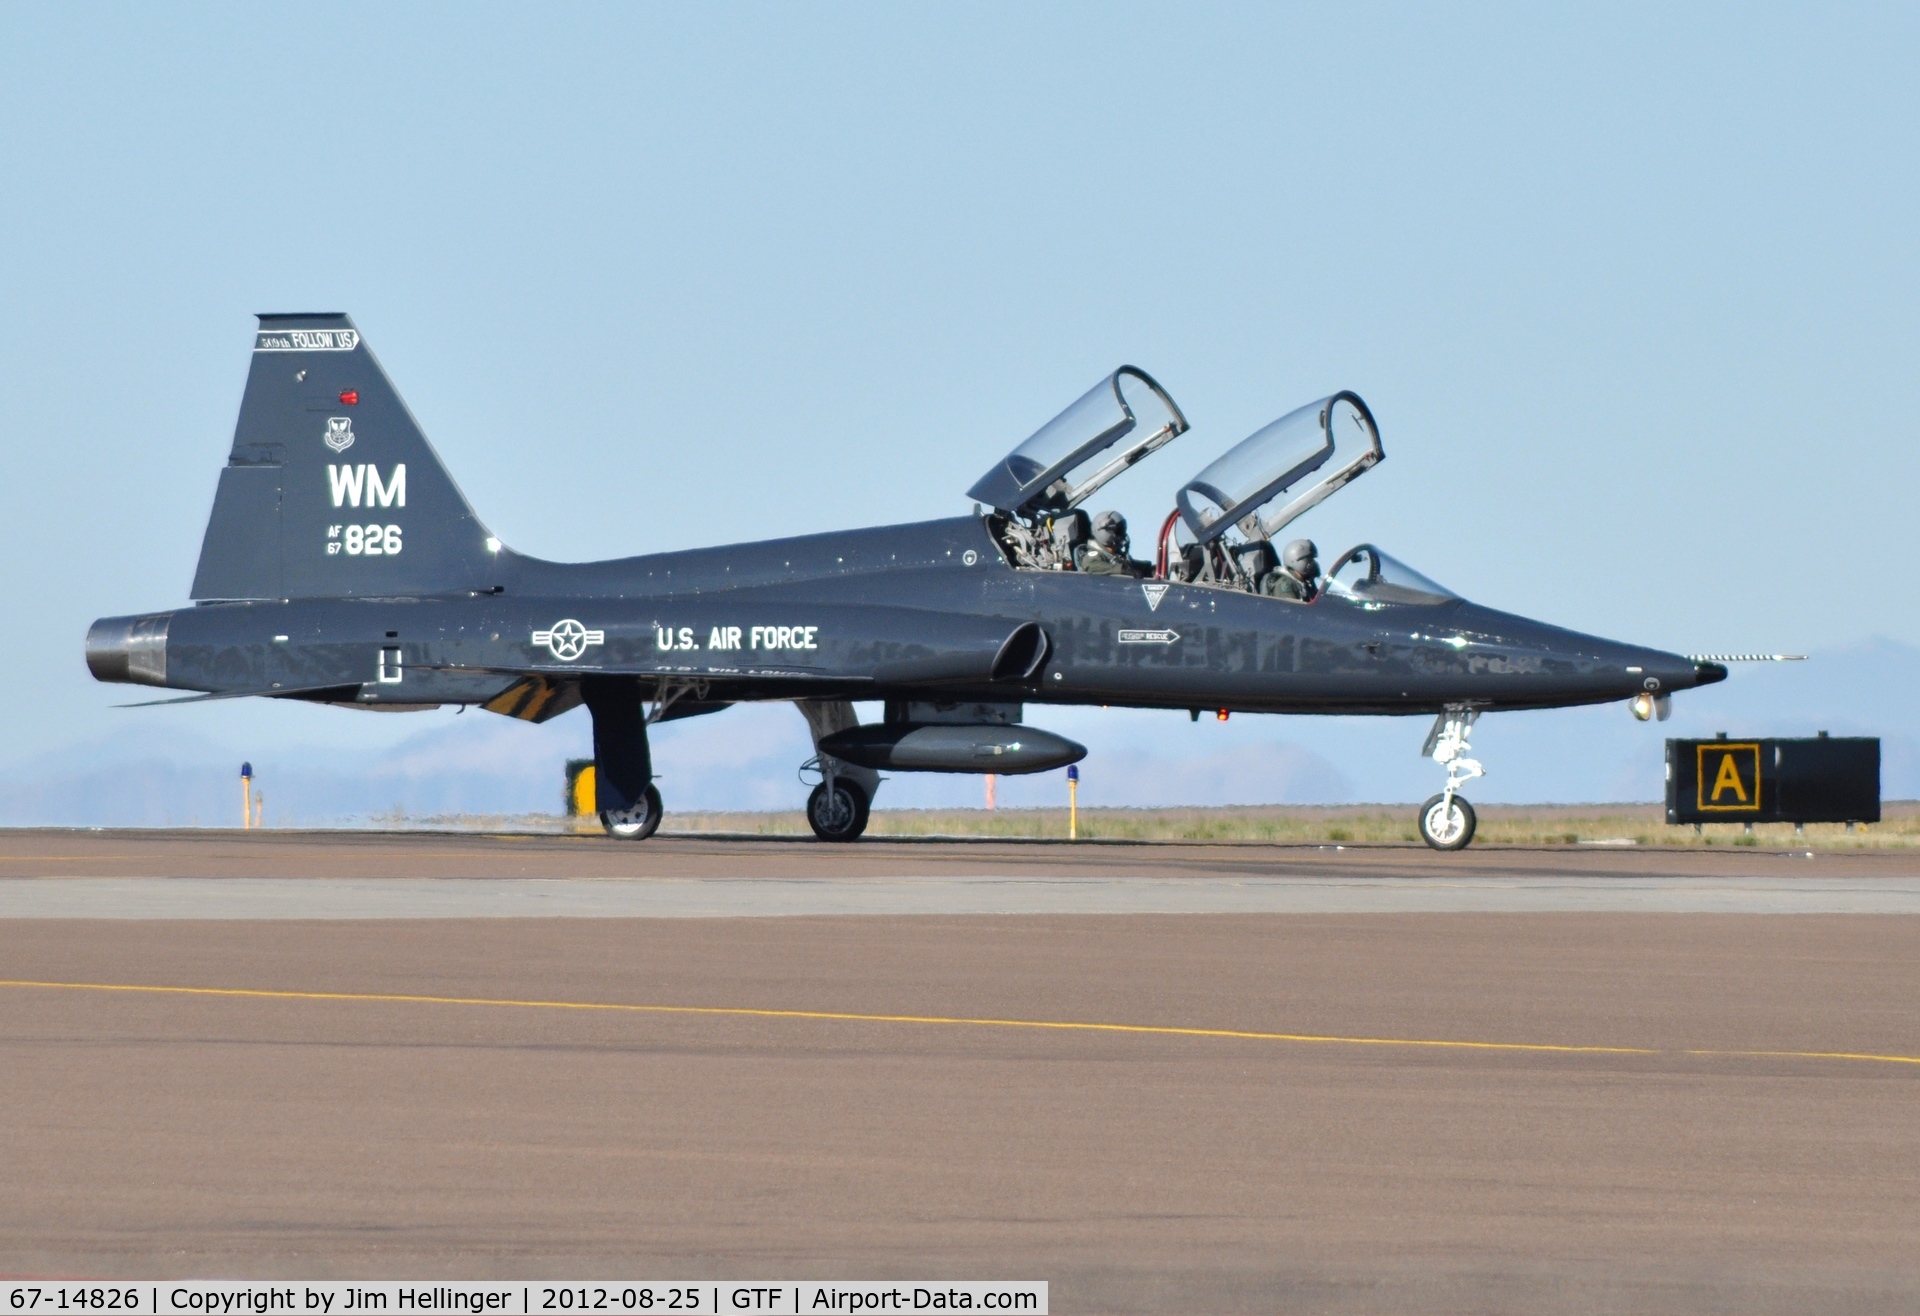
left=324, top=417, right=355, bottom=453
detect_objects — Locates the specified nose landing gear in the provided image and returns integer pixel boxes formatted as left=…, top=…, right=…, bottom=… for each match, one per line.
left=1418, top=705, right=1483, bottom=851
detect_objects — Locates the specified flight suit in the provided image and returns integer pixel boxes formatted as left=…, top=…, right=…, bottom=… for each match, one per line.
left=1074, top=542, right=1132, bottom=576
left=1263, top=568, right=1317, bottom=601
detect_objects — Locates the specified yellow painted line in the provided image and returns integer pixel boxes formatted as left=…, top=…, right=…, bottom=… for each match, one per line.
left=1, top=978, right=1916, bottom=1067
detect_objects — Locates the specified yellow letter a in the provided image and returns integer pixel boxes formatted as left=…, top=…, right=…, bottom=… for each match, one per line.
left=1711, top=753, right=1749, bottom=802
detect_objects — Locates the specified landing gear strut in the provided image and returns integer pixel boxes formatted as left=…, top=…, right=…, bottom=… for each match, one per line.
left=796, top=699, right=881, bottom=842
left=584, top=675, right=663, bottom=841
left=1417, top=705, right=1483, bottom=851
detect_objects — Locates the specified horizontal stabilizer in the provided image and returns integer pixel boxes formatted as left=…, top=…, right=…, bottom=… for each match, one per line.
left=116, top=682, right=361, bottom=708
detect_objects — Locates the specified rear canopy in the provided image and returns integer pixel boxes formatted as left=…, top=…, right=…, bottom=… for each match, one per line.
left=1175, top=391, right=1383, bottom=544
left=968, top=367, right=1188, bottom=518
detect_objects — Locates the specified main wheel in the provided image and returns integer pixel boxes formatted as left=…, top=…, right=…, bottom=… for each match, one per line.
left=1418, top=793, right=1476, bottom=851
left=600, top=783, right=664, bottom=840
left=807, top=779, right=870, bottom=842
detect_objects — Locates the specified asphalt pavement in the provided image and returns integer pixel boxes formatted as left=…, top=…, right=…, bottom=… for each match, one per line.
left=1, top=829, right=1916, bottom=1313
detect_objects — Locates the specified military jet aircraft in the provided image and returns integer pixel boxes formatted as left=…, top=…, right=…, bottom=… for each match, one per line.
left=86, top=314, right=1726, bottom=849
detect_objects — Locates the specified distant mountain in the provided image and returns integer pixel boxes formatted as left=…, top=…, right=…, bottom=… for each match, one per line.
left=4, top=637, right=1913, bottom=825
left=0, top=717, right=578, bottom=827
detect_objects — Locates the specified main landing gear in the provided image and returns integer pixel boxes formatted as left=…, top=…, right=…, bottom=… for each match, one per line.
left=806, top=772, right=872, bottom=842
left=585, top=677, right=719, bottom=841
left=601, top=784, right=663, bottom=840
left=585, top=675, right=664, bottom=841
left=796, top=698, right=882, bottom=842
left=1417, top=705, right=1483, bottom=851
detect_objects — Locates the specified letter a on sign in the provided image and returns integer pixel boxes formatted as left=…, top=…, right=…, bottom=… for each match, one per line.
left=1712, top=754, right=1748, bottom=803
left=1697, top=743, right=1762, bottom=813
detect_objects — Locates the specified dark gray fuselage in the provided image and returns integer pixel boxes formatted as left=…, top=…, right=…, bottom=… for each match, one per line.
left=91, top=515, right=1717, bottom=717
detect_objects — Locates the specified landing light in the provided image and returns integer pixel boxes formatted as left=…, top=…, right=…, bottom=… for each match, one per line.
left=1630, top=692, right=1672, bottom=722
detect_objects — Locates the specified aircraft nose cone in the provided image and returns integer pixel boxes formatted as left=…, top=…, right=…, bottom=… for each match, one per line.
left=1634, top=650, right=1709, bottom=693
left=1692, top=660, right=1729, bottom=687
left=1583, top=640, right=1710, bottom=701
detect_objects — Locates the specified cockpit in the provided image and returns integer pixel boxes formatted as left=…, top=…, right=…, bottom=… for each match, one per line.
left=968, top=367, right=1188, bottom=574
left=973, top=371, right=1458, bottom=608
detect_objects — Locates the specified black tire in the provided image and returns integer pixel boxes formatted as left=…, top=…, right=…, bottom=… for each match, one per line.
left=1418, top=793, right=1476, bottom=851
left=807, top=779, right=870, bottom=842
left=600, top=783, right=664, bottom=840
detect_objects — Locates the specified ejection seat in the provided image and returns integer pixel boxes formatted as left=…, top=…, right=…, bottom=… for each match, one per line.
left=1051, top=510, right=1091, bottom=568
left=1236, top=540, right=1279, bottom=594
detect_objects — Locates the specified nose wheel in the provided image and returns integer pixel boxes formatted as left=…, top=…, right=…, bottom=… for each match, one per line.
left=1418, top=792, right=1477, bottom=850
left=1418, top=706, right=1484, bottom=851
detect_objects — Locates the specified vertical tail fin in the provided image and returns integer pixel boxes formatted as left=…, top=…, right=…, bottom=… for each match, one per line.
left=190, top=314, right=502, bottom=601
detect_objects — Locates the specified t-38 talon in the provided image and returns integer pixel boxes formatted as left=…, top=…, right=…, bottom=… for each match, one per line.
left=86, top=315, right=1725, bottom=847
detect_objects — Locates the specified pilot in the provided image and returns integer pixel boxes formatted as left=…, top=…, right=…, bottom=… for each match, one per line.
left=1076, top=510, right=1142, bottom=576
left=1264, top=538, right=1320, bottom=601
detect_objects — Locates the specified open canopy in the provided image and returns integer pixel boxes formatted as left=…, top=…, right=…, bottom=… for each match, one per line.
left=1174, top=392, right=1383, bottom=544
left=968, top=367, right=1188, bottom=517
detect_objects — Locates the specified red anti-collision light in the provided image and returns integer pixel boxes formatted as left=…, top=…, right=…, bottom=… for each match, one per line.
left=339, top=390, right=359, bottom=406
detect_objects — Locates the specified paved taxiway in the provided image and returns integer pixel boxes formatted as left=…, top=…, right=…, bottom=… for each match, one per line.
left=3, top=829, right=1918, bottom=1312
left=5, top=828, right=1920, bottom=916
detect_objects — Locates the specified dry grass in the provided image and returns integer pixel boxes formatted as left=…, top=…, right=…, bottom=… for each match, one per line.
left=366, top=802, right=1918, bottom=849
left=646, top=801, right=1920, bottom=849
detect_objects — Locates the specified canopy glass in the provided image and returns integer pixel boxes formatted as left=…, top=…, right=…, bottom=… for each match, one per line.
left=1174, top=392, right=1382, bottom=544
left=968, top=367, right=1188, bottom=517
left=1323, top=543, right=1457, bottom=607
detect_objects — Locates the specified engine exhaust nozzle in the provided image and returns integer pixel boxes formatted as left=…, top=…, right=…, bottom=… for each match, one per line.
left=85, top=612, right=172, bottom=686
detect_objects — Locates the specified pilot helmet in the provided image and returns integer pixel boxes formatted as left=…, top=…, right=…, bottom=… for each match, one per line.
left=1283, top=538, right=1319, bottom=575
left=1092, top=510, right=1129, bottom=553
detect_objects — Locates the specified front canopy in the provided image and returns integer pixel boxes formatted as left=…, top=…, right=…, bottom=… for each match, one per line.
left=968, top=367, right=1188, bottom=517
left=1323, top=543, right=1458, bottom=606
left=1174, top=392, right=1383, bottom=544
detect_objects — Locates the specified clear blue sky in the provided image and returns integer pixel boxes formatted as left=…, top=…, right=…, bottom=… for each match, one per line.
left=3, top=3, right=1916, bottom=779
